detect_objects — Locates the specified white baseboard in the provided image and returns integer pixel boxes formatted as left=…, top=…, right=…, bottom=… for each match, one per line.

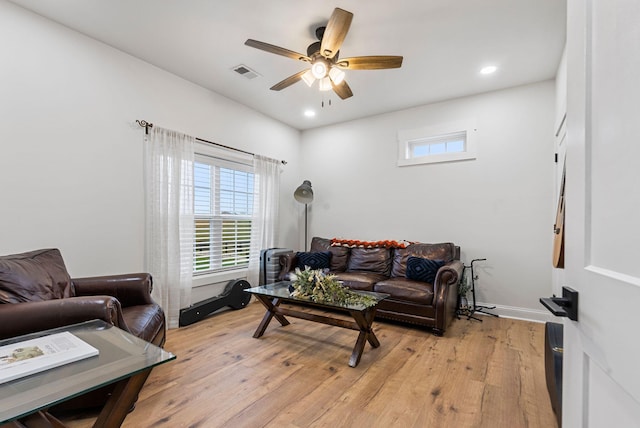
left=472, top=301, right=559, bottom=324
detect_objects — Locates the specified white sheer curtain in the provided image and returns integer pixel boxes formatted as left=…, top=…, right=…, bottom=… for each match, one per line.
left=144, top=126, right=194, bottom=329
left=247, top=155, right=281, bottom=287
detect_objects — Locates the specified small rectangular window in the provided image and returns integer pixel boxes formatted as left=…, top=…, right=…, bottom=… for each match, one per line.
left=408, top=131, right=467, bottom=159
left=398, top=120, right=476, bottom=166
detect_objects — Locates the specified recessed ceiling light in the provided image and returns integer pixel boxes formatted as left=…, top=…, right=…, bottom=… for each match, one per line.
left=480, top=65, right=498, bottom=75
left=304, top=110, right=316, bottom=118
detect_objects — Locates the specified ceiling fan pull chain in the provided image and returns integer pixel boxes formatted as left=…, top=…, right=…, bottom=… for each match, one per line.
left=320, top=92, right=333, bottom=108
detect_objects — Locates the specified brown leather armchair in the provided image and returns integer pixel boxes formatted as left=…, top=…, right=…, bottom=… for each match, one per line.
left=0, top=248, right=166, bottom=410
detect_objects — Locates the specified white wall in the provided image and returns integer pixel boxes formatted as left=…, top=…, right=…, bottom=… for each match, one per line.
left=301, top=81, right=556, bottom=320
left=0, top=1, right=559, bottom=320
left=0, top=1, right=301, bottom=278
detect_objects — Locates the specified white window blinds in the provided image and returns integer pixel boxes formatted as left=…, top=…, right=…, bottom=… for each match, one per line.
left=194, top=154, right=255, bottom=274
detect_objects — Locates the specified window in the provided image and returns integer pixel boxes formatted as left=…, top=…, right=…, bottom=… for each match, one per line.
left=408, top=131, right=466, bottom=158
left=397, top=119, right=477, bottom=166
left=194, top=154, right=255, bottom=275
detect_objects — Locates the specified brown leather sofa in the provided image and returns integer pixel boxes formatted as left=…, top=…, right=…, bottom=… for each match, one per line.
left=279, top=237, right=463, bottom=335
left=0, top=248, right=166, bottom=410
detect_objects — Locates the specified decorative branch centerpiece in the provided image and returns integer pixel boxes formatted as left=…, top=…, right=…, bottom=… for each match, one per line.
left=289, top=267, right=378, bottom=308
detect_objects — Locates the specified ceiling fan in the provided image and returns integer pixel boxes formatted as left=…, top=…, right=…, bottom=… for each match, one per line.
left=244, top=7, right=403, bottom=100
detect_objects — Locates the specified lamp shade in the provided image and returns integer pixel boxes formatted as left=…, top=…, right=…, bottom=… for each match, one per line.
left=294, top=180, right=314, bottom=204
left=318, top=77, right=332, bottom=92
left=311, top=61, right=328, bottom=79
left=301, top=70, right=315, bottom=87
left=329, top=67, right=345, bottom=85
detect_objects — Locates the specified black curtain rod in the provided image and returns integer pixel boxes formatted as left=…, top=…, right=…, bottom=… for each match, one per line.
left=136, top=119, right=286, bottom=165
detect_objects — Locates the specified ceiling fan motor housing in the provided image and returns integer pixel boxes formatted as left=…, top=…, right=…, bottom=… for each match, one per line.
left=307, top=41, right=321, bottom=57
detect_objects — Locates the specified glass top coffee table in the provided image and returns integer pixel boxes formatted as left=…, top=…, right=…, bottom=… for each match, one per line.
left=0, top=319, right=175, bottom=427
left=245, top=282, right=389, bottom=367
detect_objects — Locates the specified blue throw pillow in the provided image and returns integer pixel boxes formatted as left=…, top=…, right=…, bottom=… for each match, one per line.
left=296, top=251, right=332, bottom=270
left=405, top=257, right=444, bottom=283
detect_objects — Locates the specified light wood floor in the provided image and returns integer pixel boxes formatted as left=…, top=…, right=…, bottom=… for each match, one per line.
left=59, top=302, right=558, bottom=428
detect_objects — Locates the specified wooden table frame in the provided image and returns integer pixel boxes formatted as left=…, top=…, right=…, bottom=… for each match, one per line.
left=251, top=294, right=383, bottom=367
left=2, top=370, right=152, bottom=428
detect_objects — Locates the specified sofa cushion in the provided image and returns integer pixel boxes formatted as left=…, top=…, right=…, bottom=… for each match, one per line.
left=347, top=247, right=391, bottom=276
left=333, top=271, right=388, bottom=291
left=310, top=237, right=350, bottom=272
left=406, top=257, right=444, bottom=283
left=296, top=251, right=332, bottom=270
left=392, top=242, right=456, bottom=277
left=374, top=277, right=435, bottom=305
left=0, top=249, right=73, bottom=303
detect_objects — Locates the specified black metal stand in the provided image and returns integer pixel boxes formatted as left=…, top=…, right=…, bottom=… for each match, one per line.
left=463, top=258, right=498, bottom=321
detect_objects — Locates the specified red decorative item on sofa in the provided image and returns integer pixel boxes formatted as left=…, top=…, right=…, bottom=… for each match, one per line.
left=330, top=238, right=411, bottom=249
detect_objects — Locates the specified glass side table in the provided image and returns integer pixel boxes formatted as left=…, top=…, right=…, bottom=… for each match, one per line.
left=0, top=319, right=175, bottom=427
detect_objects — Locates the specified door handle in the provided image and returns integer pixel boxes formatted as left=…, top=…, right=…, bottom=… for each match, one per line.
left=540, top=286, right=578, bottom=321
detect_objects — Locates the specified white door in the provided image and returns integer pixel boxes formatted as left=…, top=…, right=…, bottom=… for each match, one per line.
left=563, top=0, right=640, bottom=426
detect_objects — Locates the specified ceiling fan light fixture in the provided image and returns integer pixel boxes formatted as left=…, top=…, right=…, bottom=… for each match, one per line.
left=301, top=70, right=316, bottom=87
left=311, top=60, right=328, bottom=79
left=245, top=8, right=403, bottom=101
left=328, top=67, right=345, bottom=85
left=319, top=77, right=332, bottom=91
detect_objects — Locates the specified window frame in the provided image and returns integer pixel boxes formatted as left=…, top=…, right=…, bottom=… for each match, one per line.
left=192, top=142, right=255, bottom=277
left=397, top=119, right=477, bottom=166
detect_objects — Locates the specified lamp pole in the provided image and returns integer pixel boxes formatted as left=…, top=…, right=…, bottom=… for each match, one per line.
left=304, top=203, right=308, bottom=251
left=294, top=180, right=314, bottom=252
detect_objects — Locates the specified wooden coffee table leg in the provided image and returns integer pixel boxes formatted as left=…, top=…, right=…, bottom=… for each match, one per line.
left=253, top=296, right=289, bottom=338
left=348, top=308, right=380, bottom=367
left=349, top=328, right=368, bottom=367
left=363, top=307, right=380, bottom=347
left=12, top=411, right=66, bottom=428
left=93, top=369, right=151, bottom=428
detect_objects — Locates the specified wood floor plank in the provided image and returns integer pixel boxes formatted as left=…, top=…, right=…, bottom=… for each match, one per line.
left=56, top=302, right=557, bottom=428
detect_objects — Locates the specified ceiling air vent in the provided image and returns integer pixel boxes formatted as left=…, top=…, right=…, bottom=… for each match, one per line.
left=232, top=64, right=260, bottom=80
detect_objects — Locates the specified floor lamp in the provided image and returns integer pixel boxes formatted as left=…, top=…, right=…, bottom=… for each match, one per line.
left=294, top=180, right=314, bottom=251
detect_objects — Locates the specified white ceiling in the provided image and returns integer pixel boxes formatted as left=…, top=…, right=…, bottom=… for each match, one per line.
left=9, top=0, right=566, bottom=131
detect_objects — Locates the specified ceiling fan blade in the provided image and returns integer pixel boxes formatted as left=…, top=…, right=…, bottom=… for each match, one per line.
left=245, top=39, right=310, bottom=62
left=336, top=56, right=404, bottom=70
left=320, top=8, right=353, bottom=59
left=332, top=80, right=353, bottom=100
left=270, top=70, right=308, bottom=91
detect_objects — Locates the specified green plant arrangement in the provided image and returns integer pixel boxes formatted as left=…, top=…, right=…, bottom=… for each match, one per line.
left=289, top=267, right=378, bottom=308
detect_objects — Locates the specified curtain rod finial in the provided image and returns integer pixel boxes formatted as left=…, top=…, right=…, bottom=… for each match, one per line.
left=136, top=119, right=153, bottom=134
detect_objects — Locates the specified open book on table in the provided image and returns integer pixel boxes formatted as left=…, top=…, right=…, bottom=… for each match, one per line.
left=0, top=331, right=99, bottom=384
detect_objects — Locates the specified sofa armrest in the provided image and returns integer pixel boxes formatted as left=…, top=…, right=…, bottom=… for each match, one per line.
left=0, top=296, right=125, bottom=339
left=435, top=260, right=463, bottom=291
left=432, top=260, right=464, bottom=333
left=72, top=273, right=154, bottom=307
left=278, top=253, right=298, bottom=281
